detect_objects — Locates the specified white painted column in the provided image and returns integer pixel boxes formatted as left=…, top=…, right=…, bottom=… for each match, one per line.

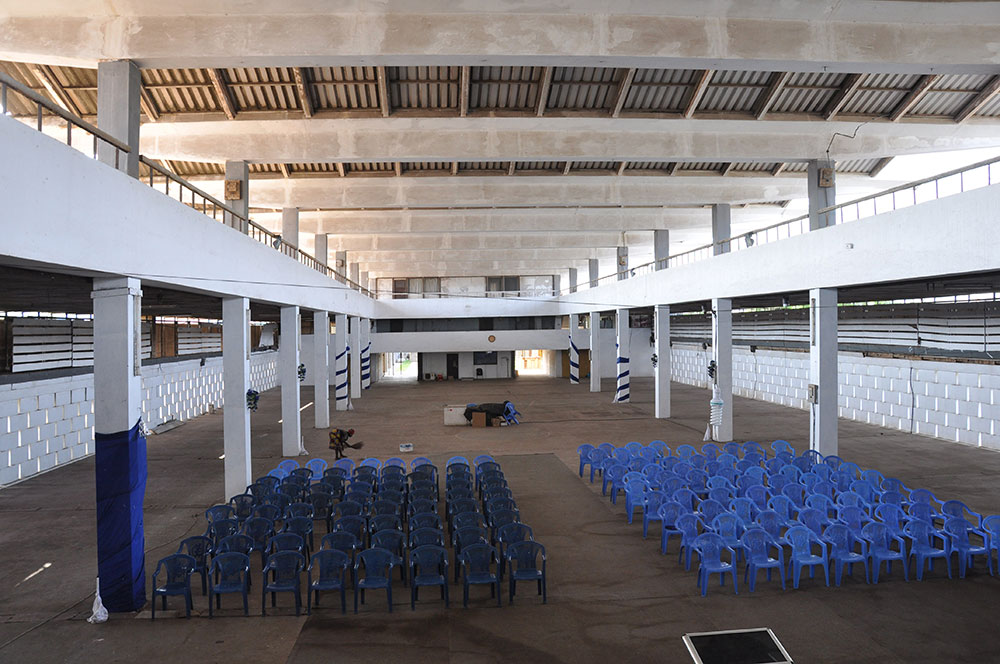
left=654, top=229, right=670, bottom=270
left=810, top=287, right=839, bottom=456
left=96, top=60, right=140, bottom=177
left=92, top=277, right=143, bottom=433
left=334, top=313, right=349, bottom=411
left=350, top=262, right=360, bottom=287
left=360, top=318, right=372, bottom=390
left=654, top=304, right=671, bottom=418
left=589, top=312, right=601, bottom=393
left=616, top=246, right=629, bottom=280
left=222, top=297, right=251, bottom=499
left=282, top=207, right=299, bottom=249
left=552, top=273, right=561, bottom=295
left=808, top=159, right=837, bottom=230
left=711, top=298, right=734, bottom=442
left=334, top=251, right=347, bottom=282
left=614, top=308, right=630, bottom=403
left=313, top=310, right=331, bottom=429
left=360, top=271, right=369, bottom=292
left=712, top=204, right=731, bottom=255
left=568, top=268, right=578, bottom=293
left=315, top=233, right=328, bottom=266
left=588, top=258, right=600, bottom=289
left=349, top=316, right=362, bottom=400
left=224, top=160, right=249, bottom=233
left=568, top=314, right=581, bottom=384
left=279, top=305, right=301, bottom=456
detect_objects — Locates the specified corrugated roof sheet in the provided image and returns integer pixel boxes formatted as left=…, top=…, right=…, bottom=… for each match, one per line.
left=310, top=66, right=379, bottom=111
left=909, top=73, right=991, bottom=117
left=770, top=71, right=843, bottom=114
left=469, top=66, right=541, bottom=111
left=143, top=68, right=220, bottom=114
left=546, top=67, right=618, bottom=110
left=390, top=66, right=460, bottom=109
left=223, top=67, right=298, bottom=112
left=624, top=68, right=696, bottom=113
left=842, top=73, right=918, bottom=116
left=698, top=70, right=771, bottom=113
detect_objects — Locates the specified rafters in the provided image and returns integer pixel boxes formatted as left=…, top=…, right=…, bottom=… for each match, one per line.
left=376, top=66, right=391, bottom=118
left=563, top=161, right=572, bottom=175
left=823, top=73, right=864, bottom=120
left=29, top=64, right=81, bottom=116
left=292, top=67, right=314, bottom=118
left=889, top=74, right=940, bottom=122
left=610, top=68, right=636, bottom=118
left=770, top=162, right=787, bottom=177
left=138, top=84, right=160, bottom=122
left=336, top=162, right=346, bottom=177
left=278, top=163, right=290, bottom=178
left=616, top=161, right=628, bottom=176
left=536, top=67, right=553, bottom=117
left=459, top=66, right=470, bottom=118
left=451, top=161, right=458, bottom=176
left=720, top=162, right=735, bottom=176
left=754, top=71, right=790, bottom=120
left=394, top=161, right=402, bottom=177
left=207, top=68, right=237, bottom=120
left=954, top=75, right=1000, bottom=123
left=868, top=157, right=893, bottom=178
left=684, top=70, right=714, bottom=119
left=507, top=161, right=516, bottom=176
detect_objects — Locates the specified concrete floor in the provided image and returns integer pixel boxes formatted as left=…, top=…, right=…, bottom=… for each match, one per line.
left=1, top=376, right=999, bottom=663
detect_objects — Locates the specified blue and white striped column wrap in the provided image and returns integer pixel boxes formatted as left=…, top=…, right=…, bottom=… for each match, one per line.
left=568, top=334, right=580, bottom=384
left=614, top=343, right=630, bottom=403
left=335, top=346, right=349, bottom=402
left=361, top=343, right=371, bottom=389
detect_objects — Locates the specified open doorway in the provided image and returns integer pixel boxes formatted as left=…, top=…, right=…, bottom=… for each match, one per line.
left=382, top=351, right=418, bottom=381
left=514, top=349, right=547, bottom=376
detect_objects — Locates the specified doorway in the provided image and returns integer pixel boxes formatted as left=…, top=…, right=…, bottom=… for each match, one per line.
left=446, top=353, right=460, bottom=379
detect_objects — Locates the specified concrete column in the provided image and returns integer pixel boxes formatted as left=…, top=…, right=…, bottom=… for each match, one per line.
left=279, top=305, right=301, bottom=456
left=360, top=270, right=368, bottom=291
left=712, top=204, right=731, bottom=255
left=334, top=313, right=349, bottom=411
left=810, top=288, right=839, bottom=456
left=616, top=246, right=629, bottom=280
left=588, top=258, right=599, bottom=289
left=553, top=273, right=561, bottom=295
left=361, top=318, right=372, bottom=390
left=568, top=314, right=581, bottom=384
left=224, top=160, right=249, bottom=233
left=654, top=229, right=670, bottom=270
left=282, top=208, right=299, bottom=249
left=614, top=308, right=630, bottom=403
left=654, top=304, right=671, bottom=418
left=222, top=297, right=251, bottom=499
left=349, top=316, right=362, bottom=399
left=313, top=310, right=330, bottom=429
left=589, top=312, right=601, bottom=392
left=334, top=251, right=347, bottom=282
left=96, top=60, right=140, bottom=178
left=315, top=234, right=329, bottom=266
left=568, top=268, right=578, bottom=293
left=808, top=159, right=837, bottom=230
left=350, top=262, right=360, bottom=287
left=711, top=298, right=733, bottom=442
left=92, top=277, right=143, bottom=434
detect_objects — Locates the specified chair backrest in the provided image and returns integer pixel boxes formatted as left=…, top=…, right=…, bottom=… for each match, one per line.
left=286, top=502, right=314, bottom=519
left=649, top=440, right=669, bottom=456
left=371, top=500, right=401, bottom=517
left=486, top=496, right=517, bottom=515
left=784, top=525, right=818, bottom=555
left=506, top=540, right=544, bottom=571
left=256, top=475, right=281, bottom=491
left=369, top=514, right=402, bottom=534
left=881, top=477, right=907, bottom=494
left=836, top=491, right=867, bottom=510
left=277, top=459, right=300, bottom=473
left=941, top=500, right=976, bottom=523
left=360, top=457, right=383, bottom=470
left=850, top=480, right=876, bottom=502
left=409, top=527, right=446, bottom=549
left=178, top=535, right=213, bottom=565
left=903, top=519, right=937, bottom=547
left=675, top=513, right=703, bottom=538
left=729, top=497, right=756, bottom=525
left=242, top=517, right=275, bottom=545
left=812, top=481, right=835, bottom=500
left=838, top=506, right=868, bottom=532
left=305, top=458, right=328, bottom=475
left=211, top=551, right=250, bottom=584
left=874, top=504, right=906, bottom=533
left=701, top=442, right=721, bottom=460
left=489, top=508, right=520, bottom=532
left=206, top=504, right=236, bottom=523
left=333, top=458, right=356, bottom=473
left=861, top=522, right=891, bottom=548
left=771, top=439, right=794, bottom=455
left=497, top=522, right=534, bottom=546
left=907, top=502, right=937, bottom=524
left=156, top=553, right=197, bottom=584
left=797, top=508, right=827, bottom=536
left=245, top=483, right=273, bottom=505
left=755, top=510, right=783, bottom=539
left=657, top=501, right=686, bottom=526
left=357, top=547, right=397, bottom=579
left=265, top=550, right=305, bottom=582
left=943, top=518, right=974, bottom=547
left=711, top=512, right=741, bottom=539
left=219, top=534, right=255, bottom=556
left=767, top=495, right=795, bottom=522
left=739, top=527, right=774, bottom=559
left=692, top=532, right=726, bottom=563
left=745, top=485, right=769, bottom=510
left=675, top=444, right=696, bottom=460
left=209, top=519, right=241, bottom=546
left=410, top=544, right=448, bottom=575
left=782, top=483, right=807, bottom=507
left=334, top=515, right=367, bottom=539
left=722, top=442, right=741, bottom=458
left=460, top=542, right=498, bottom=574
left=410, top=456, right=433, bottom=470
left=308, top=493, right=334, bottom=518
left=410, top=513, right=443, bottom=531
left=823, top=523, right=853, bottom=554
left=697, top=498, right=725, bottom=524
left=289, top=467, right=314, bottom=482
left=267, top=532, right=305, bottom=555
left=983, top=515, right=1000, bottom=542
left=336, top=500, right=364, bottom=517
left=823, top=454, right=844, bottom=470
left=453, top=526, right=488, bottom=552
left=371, top=529, right=405, bottom=554
left=672, top=488, right=697, bottom=512
left=805, top=494, right=835, bottom=514
left=310, top=549, right=349, bottom=581
left=384, top=456, right=407, bottom=469
left=410, top=499, right=438, bottom=516
left=322, top=531, right=359, bottom=556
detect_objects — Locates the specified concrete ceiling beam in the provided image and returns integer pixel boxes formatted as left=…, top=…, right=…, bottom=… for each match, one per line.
left=319, top=232, right=645, bottom=252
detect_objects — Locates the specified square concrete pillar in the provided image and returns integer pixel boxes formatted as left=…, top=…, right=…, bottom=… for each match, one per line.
left=712, top=204, right=731, bottom=255
left=588, top=258, right=600, bottom=289
left=810, top=288, right=839, bottom=456
left=92, top=277, right=143, bottom=433
left=224, top=160, right=249, bottom=232
left=96, top=60, right=140, bottom=177
left=222, top=297, right=251, bottom=499
left=334, top=251, right=347, bottom=282
left=313, top=310, right=331, bottom=429
left=711, top=298, right=733, bottom=442
left=614, top=309, right=630, bottom=402
left=553, top=273, right=561, bottom=295
left=282, top=208, right=299, bottom=249
left=616, top=246, right=629, bottom=280
left=349, top=262, right=361, bottom=289
left=589, top=312, right=601, bottom=392
left=654, top=229, right=670, bottom=270
left=568, top=267, right=578, bottom=293
left=279, top=305, right=301, bottom=456
left=568, top=314, right=581, bottom=384
left=349, top=316, right=362, bottom=399
left=655, top=304, right=671, bottom=418
left=808, top=159, right=837, bottom=230
left=334, top=313, right=349, bottom=410
left=315, top=234, right=329, bottom=267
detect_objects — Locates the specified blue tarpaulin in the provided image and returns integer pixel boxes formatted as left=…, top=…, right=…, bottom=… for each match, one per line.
left=95, top=419, right=148, bottom=612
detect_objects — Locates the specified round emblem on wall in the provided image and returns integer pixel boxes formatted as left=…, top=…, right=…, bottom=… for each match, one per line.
left=488, top=335, right=496, bottom=343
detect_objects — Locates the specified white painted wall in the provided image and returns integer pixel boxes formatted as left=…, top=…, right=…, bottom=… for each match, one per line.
left=372, top=329, right=570, bottom=353
left=0, top=351, right=278, bottom=487
left=419, top=352, right=514, bottom=380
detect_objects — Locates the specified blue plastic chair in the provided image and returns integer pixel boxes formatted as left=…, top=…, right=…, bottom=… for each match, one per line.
left=675, top=514, right=705, bottom=571
left=943, top=518, right=992, bottom=578
left=771, top=440, right=794, bottom=456
left=355, top=547, right=399, bottom=613
left=642, top=490, right=669, bottom=538
left=805, top=494, right=837, bottom=519
left=785, top=525, right=830, bottom=588
left=710, top=512, right=744, bottom=560
left=453, top=526, right=489, bottom=581
left=262, top=550, right=305, bottom=616
left=745, top=485, right=769, bottom=513
left=729, top=497, right=757, bottom=529
left=875, top=504, right=908, bottom=540
left=837, top=505, right=871, bottom=538
left=305, top=458, right=328, bottom=477
left=409, top=527, right=446, bottom=550
left=459, top=543, right=502, bottom=607
left=823, top=523, right=869, bottom=586
left=208, top=552, right=250, bottom=617
left=940, top=500, right=984, bottom=528
left=755, top=510, right=789, bottom=548
left=697, top=498, right=726, bottom=526
left=277, top=459, right=300, bottom=473
left=502, top=402, right=521, bottom=425
left=242, top=517, right=275, bottom=566
left=208, top=518, right=241, bottom=550
left=861, top=522, right=909, bottom=583
left=284, top=516, right=315, bottom=554
left=506, top=540, right=546, bottom=605
left=151, top=553, right=197, bottom=619
left=577, top=444, right=596, bottom=478
left=692, top=533, right=738, bottom=596
left=205, top=504, right=236, bottom=525
left=177, top=535, right=213, bottom=595
left=307, top=549, right=349, bottom=614
left=372, top=529, right=408, bottom=584
left=649, top=440, right=669, bottom=456
left=409, top=545, right=449, bottom=610
left=983, top=515, right=1000, bottom=570
left=740, top=527, right=786, bottom=591
left=658, top=501, right=687, bottom=555
left=797, top=507, right=832, bottom=538
left=603, top=465, right=630, bottom=504
left=768, top=495, right=797, bottom=525
left=903, top=519, right=951, bottom=581
left=672, top=488, right=698, bottom=513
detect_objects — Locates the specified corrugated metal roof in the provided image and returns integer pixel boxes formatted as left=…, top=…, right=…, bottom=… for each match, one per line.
left=349, top=162, right=394, bottom=173
left=390, top=66, right=459, bottom=109
left=518, top=161, right=564, bottom=171
left=404, top=162, right=451, bottom=172
left=249, top=163, right=282, bottom=174
left=909, top=73, right=991, bottom=117
left=289, top=163, right=341, bottom=175
left=698, top=70, right=771, bottom=113
left=977, top=93, right=1000, bottom=117
left=459, top=161, right=507, bottom=171
left=628, top=161, right=675, bottom=171
left=546, top=67, right=618, bottom=110
left=223, top=67, right=298, bottom=112
left=729, top=162, right=776, bottom=173
left=842, top=73, right=918, bottom=116
left=782, top=162, right=809, bottom=173
left=310, top=66, right=379, bottom=111
left=837, top=158, right=882, bottom=174
left=573, top=161, right=616, bottom=170
left=678, top=162, right=728, bottom=173
left=143, top=68, right=220, bottom=114
left=167, top=160, right=225, bottom=177
left=469, top=66, right=541, bottom=111
left=624, top=68, right=696, bottom=113
left=770, top=71, right=843, bottom=114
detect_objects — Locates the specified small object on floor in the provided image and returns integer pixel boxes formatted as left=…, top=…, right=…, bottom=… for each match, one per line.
left=86, top=577, right=108, bottom=624
left=682, top=628, right=793, bottom=664
left=399, top=443, right=414, bottom=453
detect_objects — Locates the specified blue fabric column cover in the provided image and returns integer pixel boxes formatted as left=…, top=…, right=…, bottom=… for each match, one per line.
left=361, top=343, right=371, bottom=389
left=335, top=346, right=349, bottom=403
left=568, top=334, right=580, bottom=384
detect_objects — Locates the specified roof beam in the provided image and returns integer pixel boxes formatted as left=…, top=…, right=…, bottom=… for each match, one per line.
left=536, top=67, right=552, bottom=117
left=208, top=68, right=237, bottom=120
left=563, top=161, right=572, bottom=175
left=292, top=67, right=314, bottom=118
left=139, top=83, right=160, bottom=122
left=721, top=162, right=735, bottom=176
left=954, top=75, right=1000, bottom=123
left=279, top=163, right=290, bottom=178
left=823, top=73, right=864, bottom=120
left=336, top=162, right=346, bottom=177
left=868, top=156, right=893, bottom=177
left=616, top=161, right=628, bottom=176
left=394, top=161, right=402, bottom=177
left=754, top=71, right=791, bottom=120
left=770, top=162, right=787, bottom=176
left=610, top=68, right=637, bottom=118
left=459, top=65, right=470, bottom=118
left=376, top=66, right=391, bottom=118
left=507, top=161, right=516, bottom=176
left=684, top=70, right=713, bottom=119
left=451, top=162, right=458, bottom=175
left=888, top=74, right=939, bottom=122
left=29, top=64, right=82, bottom=116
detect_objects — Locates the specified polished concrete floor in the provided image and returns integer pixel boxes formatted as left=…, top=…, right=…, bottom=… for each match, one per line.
left=1, top=376, right=999, bottom=663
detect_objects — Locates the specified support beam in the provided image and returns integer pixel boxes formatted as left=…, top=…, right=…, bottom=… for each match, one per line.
left=654, top=229, right=669, bottom=270
left=30, top=64, right=82, bottom=116
left=394, top=161, right=402, bottom=177
left=507, top=161, right=516, bottom=176
left=208, top=68, right=237, bottom=120
left=279, top=305, right=301, bottom=456
left=334, top=313, right=348, bottom=411
left=222, top=296, right=251, bottom=499
left=809, top=288, right=839, bottom=456
left=720, top=162, right=735, bottom=176
left=654, top=304, right=670, bottom=418
left=754, top=71, right=791, bottom=120
left=807, top=159, right=836, bottom=229
left=868, top=156, right=893, bottom=178
left=334, top=251, right=347, bottom=281
left=314, top=233, right=328, bottom=266
left=459, top=65, right=470, bottom=118
left=568, top=267, right=578, bottom=293
left=349, top=316, right=361, bottom=400
left=823, top=73, right=864, bottom=120
left=313, top=310, right=330, bottom=429
left=889, top=74, right=939, bottom=122
left=376, top=66, right=390, bottom=118
left=954, top=75, right=1000, bottom=123
left=224, top=160, right=249, bottom=232
left=589, top=311, right=601, bottom=393
left=292, top=67, right=314, bottom=118
left=711, top=298, right=733, bottom=443
left=282, top=207, right=299, bottom=249
left=563, top=161, right=572, bottom=175
left=588, top=258, right=599, bottom=289
left=278, top=162, right=290, bottom=178
left=97, top=60, right=141, bottom=177
left=568, top=314, right=581, bottom=385
left=336, top=162, right=346, bottom=177
left=138, top=84, right=160, bottom=122
left=536, top=67, right=552, bottom=117
left=616, top=161, right=628, bottom=176
left=770, top=162, right=787, bottom=177
left=711, top=204, right=731, bottom=255
left=684, top=70, right=713, bottom=118
left=614, top=308, right=630, bottom=403
left=610, top=67, right=637, bottom=118
left=451, top=161, right=459, bottom=176
left=616, top=245, right=628, bottom=279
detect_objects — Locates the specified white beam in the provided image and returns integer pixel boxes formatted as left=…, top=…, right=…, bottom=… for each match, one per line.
left=589, top=311, right=601, bottom=393
left=809, top=288, right=838, bottom=457
left=654, top=304, right=670, bottom=418
left=313, top=310, right=330, bottom=429
left=222, top=296, right=252, bottom=499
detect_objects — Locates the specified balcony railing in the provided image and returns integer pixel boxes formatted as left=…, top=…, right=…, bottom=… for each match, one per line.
left=1, top=72, right=372, bottom=297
